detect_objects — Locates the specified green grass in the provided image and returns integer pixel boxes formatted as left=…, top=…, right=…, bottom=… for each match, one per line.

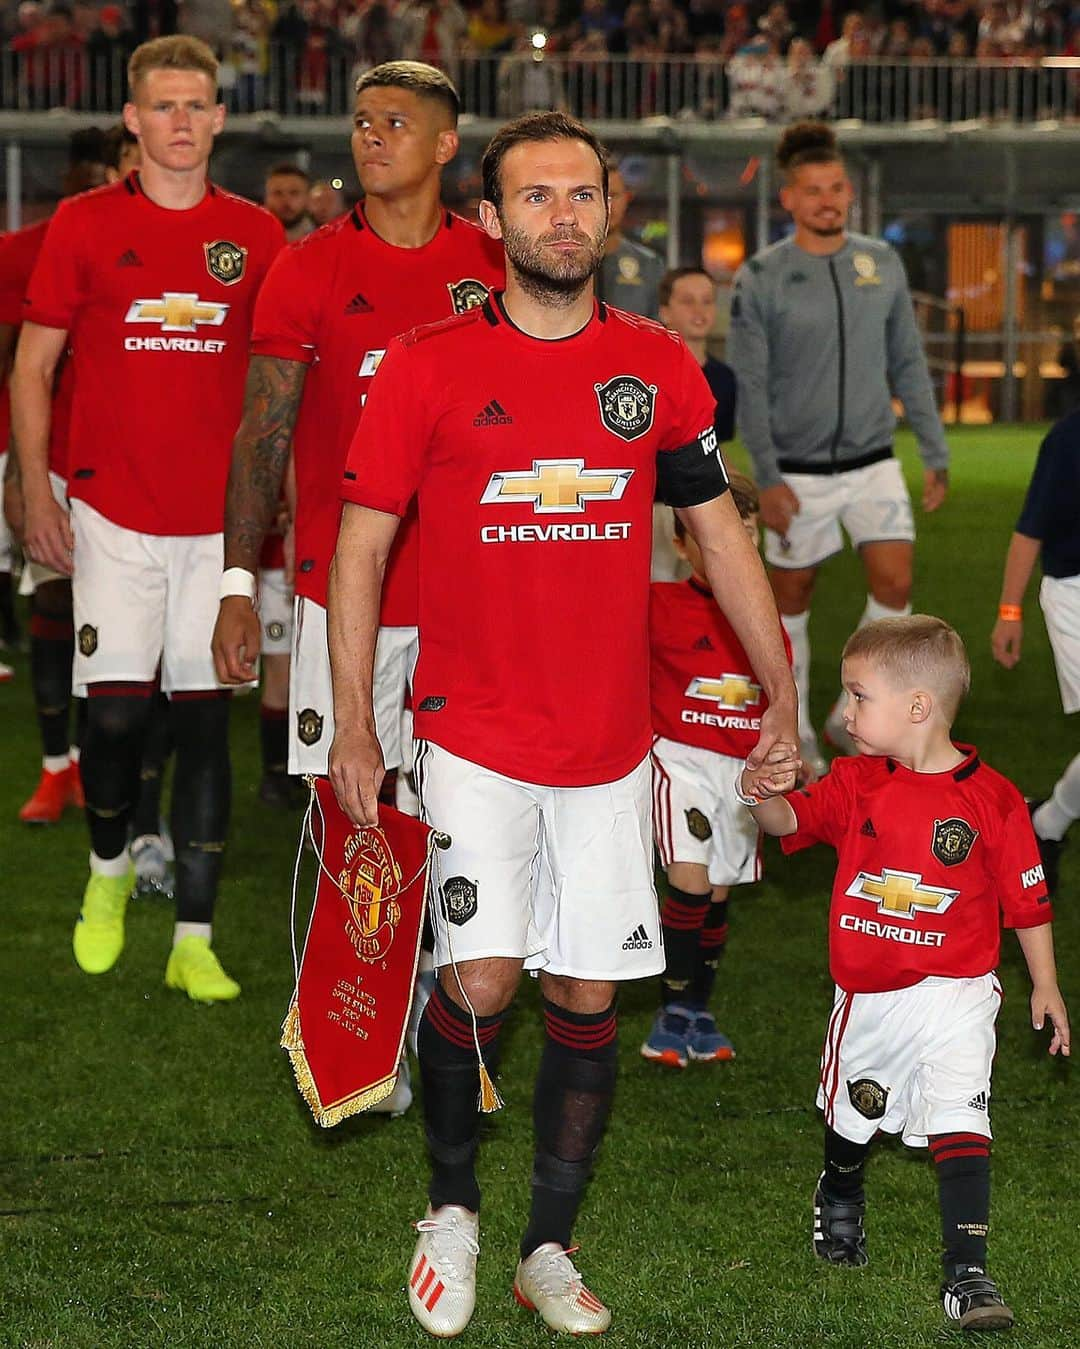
left=0, top=425, right=1076, bottom=1348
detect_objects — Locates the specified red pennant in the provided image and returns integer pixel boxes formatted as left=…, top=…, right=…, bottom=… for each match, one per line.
left=281, top=780, right=433, bottom=1126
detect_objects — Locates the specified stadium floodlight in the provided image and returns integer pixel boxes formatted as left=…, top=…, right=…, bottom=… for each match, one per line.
left=531, top=30, right=547, bottom=50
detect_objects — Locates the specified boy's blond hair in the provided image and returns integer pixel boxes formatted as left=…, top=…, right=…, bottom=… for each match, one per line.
left=843, top=615, right=971, bottom=721
left=128, top=36, right=219, bottom=96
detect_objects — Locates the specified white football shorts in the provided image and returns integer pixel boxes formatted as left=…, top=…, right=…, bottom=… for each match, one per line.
left=765, top=457, right=915, bottom=570
left=1040, top=573, right=1080, bottom=715
left=70, top=500, right=225, bottom=694
left=818, top=973, right=1001, bottom=1148
left=415, top=740, right=663, bottom=982
left=17, top=470, right=69, bottom=593
left=258, top=566, right=292, bottom=657
left=651, top=737, right=762, bottom=887
left=288, top=594, right=417, bottom=775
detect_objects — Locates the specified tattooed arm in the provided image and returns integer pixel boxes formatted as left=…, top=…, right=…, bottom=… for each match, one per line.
left=212, top=355, right=307, bottom=684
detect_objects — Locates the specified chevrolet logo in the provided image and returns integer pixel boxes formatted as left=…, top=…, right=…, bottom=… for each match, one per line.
left=480, top=459, right=633, bottom=514
left=845, top=868, right=959, bottom=919
left=686, top=674, right=761, bottom=710
left=124, top=293, right=229, bottom=332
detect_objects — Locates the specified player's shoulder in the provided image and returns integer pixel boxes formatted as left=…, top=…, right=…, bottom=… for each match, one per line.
left=847, top=231, right=893, bottom=256
left=277, top=209, right=356, bottom=267
left=396, top=304, right=491, bottom=354
left=51, top=177, right=130, bottom=225
left=0, top=214, right=50, bottom=263
left=604, top=302, right=684, bottom=350
left=618, top=235, right=665, bottom=272
left=445, top=209, right=498, bottom=249
left=1043, top=407, right=1080, bottom=456
left=208, top=184, right=281, bottom=232
left=959, top=751, right=1026, bottom=815
left=738, top=237, right=794, bottom=278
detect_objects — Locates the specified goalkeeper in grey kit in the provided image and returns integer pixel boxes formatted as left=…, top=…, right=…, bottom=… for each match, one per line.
left=727, top=121, right=950, bottom=778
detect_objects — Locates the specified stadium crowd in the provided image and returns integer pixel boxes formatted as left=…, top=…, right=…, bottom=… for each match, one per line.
left=6, top=1, right=1080, bottom=118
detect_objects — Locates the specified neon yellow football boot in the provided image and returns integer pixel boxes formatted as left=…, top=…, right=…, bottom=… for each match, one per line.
left=72, top=867, right=134, bottom=973
left=165, top=936, right=241, bottom=1003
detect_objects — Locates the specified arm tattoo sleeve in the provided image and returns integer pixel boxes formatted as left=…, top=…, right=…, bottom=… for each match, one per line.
left=224, top=354, right=308, bottom=571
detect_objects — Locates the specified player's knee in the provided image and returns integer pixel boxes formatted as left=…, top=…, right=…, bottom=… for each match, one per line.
left=539, top=973, right=618, bottom=1016
left=771, top=568, right=816, bottom=615
left=441, top=959, right=519, bottom=1018
left=87, top=688, right=155, bottom=743
left=869, top=575, right=912, bottom=611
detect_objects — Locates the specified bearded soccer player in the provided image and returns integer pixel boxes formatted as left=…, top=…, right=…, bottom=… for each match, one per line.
left=12, top=35, right=284, bottom=1001
left=328, top=112, right=799, bottom=1338
left=212, top=61, right=503, bottom=793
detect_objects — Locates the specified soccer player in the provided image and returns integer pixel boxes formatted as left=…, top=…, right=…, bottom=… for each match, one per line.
left=596, top=158, right=665, bottom=320
left=653, top=265, right=736, bottom=580
left=263, top=162, right=314, bottom=241
left=644, top=475, right=789, bottom=1067
left=742, top=615, right=1068, bottom=1331
left=727, top=121, right=950, bottom=778
left=12, top=35, right=284, bottom=1000
left=329, top=111, right=798, bottom=1338
left=1, top=131, right=109, bottom=823
left=991, top=412, right=1080, bottom=895
left=212, top=61, right=503, bottom=792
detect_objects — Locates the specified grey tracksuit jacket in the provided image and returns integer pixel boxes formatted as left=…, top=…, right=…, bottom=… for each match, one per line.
left=727, top=233, right=949, bottom=490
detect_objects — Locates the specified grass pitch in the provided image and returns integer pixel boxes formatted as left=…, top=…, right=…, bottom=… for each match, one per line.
left=0, top=425, right=1076, bottom=1348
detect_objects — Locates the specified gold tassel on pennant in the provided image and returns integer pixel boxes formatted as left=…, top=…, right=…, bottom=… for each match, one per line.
left=478, top=1061, right=504, bottom=1114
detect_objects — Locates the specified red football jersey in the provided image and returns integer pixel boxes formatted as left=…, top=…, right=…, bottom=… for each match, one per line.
left=250, top=205, right=504, bottom=620
left=23, top=173, right=284, bottom=535
left=650, top=577, right=792, bottom=757
left=342, top=295, right=721, bottom=787
left=781, top=748, right=1052, bottom=994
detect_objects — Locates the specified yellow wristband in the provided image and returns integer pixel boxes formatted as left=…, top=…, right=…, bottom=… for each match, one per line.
left=998, top=604, right=1023, bottom=622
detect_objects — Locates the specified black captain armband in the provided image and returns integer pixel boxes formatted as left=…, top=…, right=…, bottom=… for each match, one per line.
left=656, top=426, right=730, bottom=508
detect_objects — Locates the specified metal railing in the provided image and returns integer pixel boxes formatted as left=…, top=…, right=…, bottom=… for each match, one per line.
left=5, top=50, right=1080, bottom=123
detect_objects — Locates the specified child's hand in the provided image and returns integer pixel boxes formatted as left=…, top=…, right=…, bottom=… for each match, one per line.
left=1032, top=984, right=1071, bottom=1057
left=742, top=746, right=799, bottom=801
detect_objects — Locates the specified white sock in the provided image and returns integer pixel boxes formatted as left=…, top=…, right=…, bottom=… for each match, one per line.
left=780, top=610, right=814, bottom=742
left=43, top=753, right=70, bottom=774
left=1033, top=752, right=1080, bottom=841
left=90, top=849, right=130, bottom=878
left=828, top=595, right=913, bottom=727
left=69, top=744, right=81, bottom=765
left=174, top=921, right=212, bottom=947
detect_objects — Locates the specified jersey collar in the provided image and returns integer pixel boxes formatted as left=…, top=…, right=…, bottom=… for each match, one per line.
left=884, top=743, right=980, bottom=782
left=350, top=202, right=451, bottom=254
left=481, top=290, right=608, bottom=347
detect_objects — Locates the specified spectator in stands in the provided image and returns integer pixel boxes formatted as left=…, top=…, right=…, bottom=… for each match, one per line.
left=719, top=3, right=752, bottom=58
left=497, top=27, right=568, bottom=114
left=728, top=34, right=784, bottom=119
left=308, top=177, right=345, bottom=225
left=758, top=1, right=794, bottom=53
left=686, top=0, right=726, bottom=42
left=823, top=9, right=868, bottom=68
left=264, top=161, right=315, bottom=240
left=399, top=0, right=469, bottom=75
left=781, top=35, right=835, bottom=118
left=229, top=0, right=275, bottom=109
left=467, top=0, right=515, bottom=54
left=86, top=4, right=136, bottom=109
left=596, top=159, right=665, bottom=318
left=177, top=0, right=234, bottom=55
left=343, top=0, right=398, bottom=72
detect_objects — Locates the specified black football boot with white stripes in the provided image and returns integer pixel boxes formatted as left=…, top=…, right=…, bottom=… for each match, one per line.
left=940, top=1265, right=1015, bottom=1331
left=812, top=1173, right=869, bottom=1267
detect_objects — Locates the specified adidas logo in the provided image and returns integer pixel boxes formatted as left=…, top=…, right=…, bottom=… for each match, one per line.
left=692, top=635, right=715, bottom=651
left=116, top=249, right=142, bottom=267
left=473, top=398, right=513, bottom=427
left=621, top=923, right=653, bottom=951
left=344, top=291, right=373, bottom=315
left=967, top=1091, right=988, bottom=1112
left=860, top=818, right=877, bottom=838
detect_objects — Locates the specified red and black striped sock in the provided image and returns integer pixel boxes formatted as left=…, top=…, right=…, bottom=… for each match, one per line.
left=687, top=899, right=730, bottom=1009
left=659, top=885, right=711, bottom=1007
left=930, top=1132, right=991, bottom=1274
left=521, top=998, right=618, bottom=1258
left=418, top=980, right=505, bottom=1214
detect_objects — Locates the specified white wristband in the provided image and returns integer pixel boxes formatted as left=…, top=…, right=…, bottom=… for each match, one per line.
left=733, top=763, right=763, bottom=807
left=219, top=567, right=256, bottom=602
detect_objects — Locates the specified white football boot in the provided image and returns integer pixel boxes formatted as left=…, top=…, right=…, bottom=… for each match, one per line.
left=513, top=1243, right=611, bottom=1335
left=407, top=1204, right=479, bottom=1337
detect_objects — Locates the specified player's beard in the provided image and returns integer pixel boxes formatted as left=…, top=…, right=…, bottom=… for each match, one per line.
left=500, top=219, right=607, bottom=307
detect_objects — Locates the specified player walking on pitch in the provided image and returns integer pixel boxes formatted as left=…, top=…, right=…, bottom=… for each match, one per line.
left=727, top=121, right=949, bottom=777
left=328, top=111, right=798, bottom=1338
left=13, top=35, right=284, bottom=1000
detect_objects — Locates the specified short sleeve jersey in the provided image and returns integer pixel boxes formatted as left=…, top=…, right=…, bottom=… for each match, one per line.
left=250, top=205, right=504, bottom=620
left=781, top=749, right=1051, bottom=994
left=0, top=217, right=73, bottom=477
left=343, top=295, right=724, bottom=787
left=1014, top=411, right=1080, bottom=579
left=23, top=173, right=284, bottom=535
left=650, top=577, right=791, bottom=758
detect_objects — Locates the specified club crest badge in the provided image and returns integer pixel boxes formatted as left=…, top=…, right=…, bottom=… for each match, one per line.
left=848, top=1078, right=888, bottom=1120
left=266, top=620, right=285, bottom=642
left=204, top=239, right=247, bottom=286
left=78, top=624, right=97, bottom=657
left=594, top=375, right=657, bottom=442
left=686, top=808, right=713, bottom=842
left=447, top=278, right=489, bottom=314
left=853, top=251, right=881, bottom=286
left=932, top=817, right=978, bottom=867
left=339, top=825, right=403, bottom=962
left=442, top=875, right=478, bottom=926
left=297, top=707, right=324, bottom=746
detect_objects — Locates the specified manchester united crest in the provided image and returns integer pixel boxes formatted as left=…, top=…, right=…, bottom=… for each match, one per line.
left=297, top=707, right=324, bottom=746
left=442, top=875, right=478, bottom=926
left=848, top=1078, right=888, bottom=1120
left=339, top=826, right=403, bottom=962
left=447, top=278, right=489, bottom=314
left=594, top=375, right=657, bottom=442
left=932, top=817, right=978, bottom=867
left=78, top=624, right=97, bottom=657
left=204, top=239, right=247, bottom=286
left=265, top=620, right=285, bottom=642
left=686, top=808, right=712, bottom=842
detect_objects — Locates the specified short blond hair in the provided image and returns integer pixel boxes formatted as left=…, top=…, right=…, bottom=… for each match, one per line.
left=843, top=615, right=971, bottom=722
left=128, top=35, right=219, bottom=96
